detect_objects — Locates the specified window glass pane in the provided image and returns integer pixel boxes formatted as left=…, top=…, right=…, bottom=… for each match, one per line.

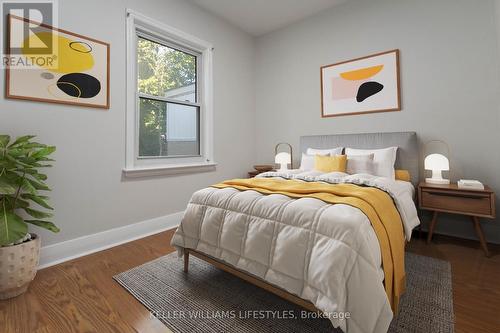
left=166, top=103, right=198, bottom=142
left=137, top=37, right=197, bottom=103
left=139, top=98, right=200, bottom=157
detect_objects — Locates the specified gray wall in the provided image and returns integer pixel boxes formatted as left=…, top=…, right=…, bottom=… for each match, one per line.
left=0, top=0, right=256, bottom=246
left=255, top=0, right=500, bottom=243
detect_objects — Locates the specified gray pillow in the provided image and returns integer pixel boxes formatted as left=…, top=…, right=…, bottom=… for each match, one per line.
left=346, top=154, right=376, bottom=175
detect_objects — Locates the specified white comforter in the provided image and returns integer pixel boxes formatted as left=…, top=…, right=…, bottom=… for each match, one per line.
left=171, top=171, right=420, bottom=333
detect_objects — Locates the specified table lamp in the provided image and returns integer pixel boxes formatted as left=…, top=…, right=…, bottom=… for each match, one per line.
left=424, top=153, right=450, bottom=184
left=274, top=143, right=292, bottom=171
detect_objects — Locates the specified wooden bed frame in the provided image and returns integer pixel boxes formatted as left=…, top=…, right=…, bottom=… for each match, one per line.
left=183, top=248, right=319, bottom=312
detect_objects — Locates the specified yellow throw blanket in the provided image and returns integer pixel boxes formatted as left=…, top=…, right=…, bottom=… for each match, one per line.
left=213, top=178, right=406, bottom=313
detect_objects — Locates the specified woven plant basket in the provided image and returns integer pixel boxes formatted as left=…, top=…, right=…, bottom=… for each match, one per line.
left=0, top=234, right=41, bottom=300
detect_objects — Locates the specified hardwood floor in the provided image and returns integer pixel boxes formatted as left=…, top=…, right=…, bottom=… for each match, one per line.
left=406, top=234, right=500, bottom=333
left=0, top=230, right=177, bottom=333
left=1, top=228, right=499, bottom=333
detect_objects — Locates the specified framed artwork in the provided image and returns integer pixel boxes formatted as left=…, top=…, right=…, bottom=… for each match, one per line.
left=6, top=14, right=110, bottom=109
left=321, top=49, right=400, bottom=117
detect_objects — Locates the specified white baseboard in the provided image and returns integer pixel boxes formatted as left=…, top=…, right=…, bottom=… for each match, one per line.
left=38, top=211, right=184, bottom=269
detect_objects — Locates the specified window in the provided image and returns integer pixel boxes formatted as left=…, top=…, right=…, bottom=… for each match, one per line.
left=137, top=36, right=199, bottom=158
left=125, top=10, right=215, bottom=177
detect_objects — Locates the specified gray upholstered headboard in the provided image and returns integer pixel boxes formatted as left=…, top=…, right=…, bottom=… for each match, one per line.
left=300, top=132, right=419, bottom=184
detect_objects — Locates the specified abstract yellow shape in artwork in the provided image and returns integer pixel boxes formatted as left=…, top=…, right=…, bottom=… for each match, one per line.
left=22, top=32, right=94, bottom=73
left=340, top=65, right=384, bottom=80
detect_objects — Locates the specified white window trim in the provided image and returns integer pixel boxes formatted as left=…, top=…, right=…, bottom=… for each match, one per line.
left=123, top=9, right=216, bottom=177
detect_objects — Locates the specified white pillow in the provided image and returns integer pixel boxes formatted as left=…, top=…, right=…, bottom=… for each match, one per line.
left=307, top=147, right=343, bottom=156
left=345, top=147, right=398, bottom=179
left=348, top=154, right=374, bottom=161
left=346, top=154, right=376, bottom=175
left=300, top=153, right=315, bottom=171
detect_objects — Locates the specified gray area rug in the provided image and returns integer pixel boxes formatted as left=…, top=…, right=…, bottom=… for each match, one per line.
left=114, top=252, right=454, bottom=333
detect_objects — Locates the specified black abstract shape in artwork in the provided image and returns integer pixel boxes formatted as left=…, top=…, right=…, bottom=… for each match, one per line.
left=57, top=73, right=101, bottom=98
left=356, top=81, right=384, bottom=102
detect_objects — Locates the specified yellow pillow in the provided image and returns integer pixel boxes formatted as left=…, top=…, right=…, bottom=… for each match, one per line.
left=314, top=155, right=347, bottom=173
left=395, top=169, right=411, bottom=182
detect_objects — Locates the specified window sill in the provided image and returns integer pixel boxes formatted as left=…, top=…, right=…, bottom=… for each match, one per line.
left=123, top=162, right=217, bottom=178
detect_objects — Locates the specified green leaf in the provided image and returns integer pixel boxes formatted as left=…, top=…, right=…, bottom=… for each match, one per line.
left=23, top=142, right=47, bottom=149
left=4, top=196, right=30, bottom=209
left=19, top=161, right=44, bottom=169
left=28, top=172, right=48, bottom=181
left=8, top=148, right=30, bottom=157
left=24, top=207, right=53, bottom=219
left=0, top=201, right=28, bottom=245
left=6, top=154, right=32, bottom=168
left=8, top=135, right=36, bottom=148
left=21, top=194, right=53, bottom=210
left=0, top=135, right=10, bottom=148
left=17, top=199, right=30, bottom=209
left=26, top=220, right=60, bottom=233
left=22, top=168, right=47, bottom=180
left=35, top=157, right=55, bottom=162
left=0, top=159, right=14, bottom=167
left=20, top=178, right=37, bottom=195
left=0, top=178, right=17, bottom=195
left=27, top=178, right=51, bottom=191
left=3, top=169, right=24, bottom=181
left=31, top=146, right=56, bottom=159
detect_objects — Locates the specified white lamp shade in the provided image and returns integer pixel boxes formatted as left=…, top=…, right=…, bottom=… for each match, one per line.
left=275, top=152, right=291, bottom=164
left=424, top=154, right=449, bottom=171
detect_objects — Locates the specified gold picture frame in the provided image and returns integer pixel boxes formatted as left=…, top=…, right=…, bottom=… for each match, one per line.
left=320, top=49, right=401, bottom=117
left=5, top=14, right=110, bottom=109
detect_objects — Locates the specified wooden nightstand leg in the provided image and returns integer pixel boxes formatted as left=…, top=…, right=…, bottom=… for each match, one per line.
left=472, top=216, right=490, bottom=257
left=427, top=211, right=439, bottom=244
left=184, top=249, right=190, bottom=273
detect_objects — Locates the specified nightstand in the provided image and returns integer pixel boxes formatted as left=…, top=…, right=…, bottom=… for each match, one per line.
left=248, top=170, right=275, bottom=178
left=247, top=170, right=262, bottom=178
left=418, top=182, right=496, bottom=256
left=248, top=166, right=275, bottom=178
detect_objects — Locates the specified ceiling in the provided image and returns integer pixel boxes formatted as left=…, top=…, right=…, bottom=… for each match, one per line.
left=188, top=0, right=348, bottom=36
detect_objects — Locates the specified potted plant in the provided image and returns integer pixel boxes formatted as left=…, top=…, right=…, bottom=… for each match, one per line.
left=0, top=135, right=59, bottom=300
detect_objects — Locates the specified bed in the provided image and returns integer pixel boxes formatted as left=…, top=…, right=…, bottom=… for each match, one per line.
left=171, top=131, right=420, bottom=333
